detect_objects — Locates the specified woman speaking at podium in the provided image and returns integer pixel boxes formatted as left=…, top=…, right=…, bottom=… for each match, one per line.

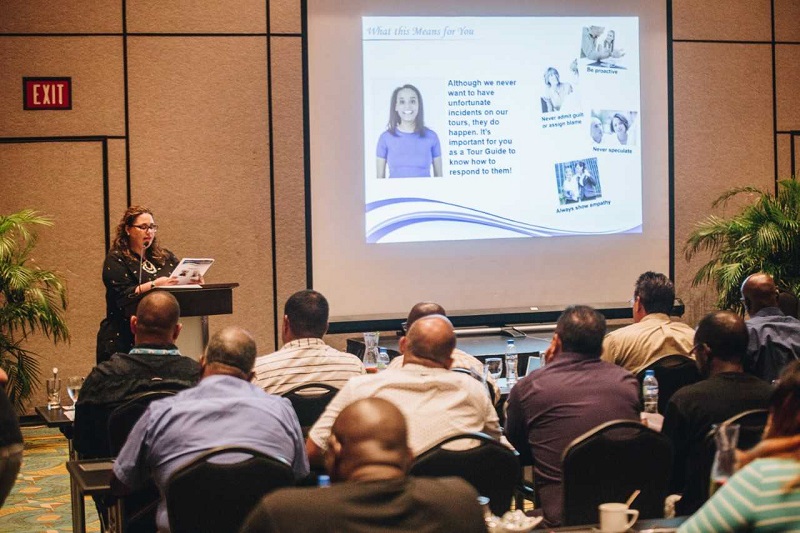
left=95, top=206, right=180, bottom=364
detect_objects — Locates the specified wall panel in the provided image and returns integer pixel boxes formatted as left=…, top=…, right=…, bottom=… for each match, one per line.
left=775, top=0, right=800, bottom=42
left=671, top=0, right=771, bottom=41
left=776, top=45, right=800, bottom=131
left=127, top=1, right=266, bottom=34
left=0, top=0, right=121, bottom=34
left=270, top=0, right=302, bottom=34
left=126, top=36, right=274, bottom=351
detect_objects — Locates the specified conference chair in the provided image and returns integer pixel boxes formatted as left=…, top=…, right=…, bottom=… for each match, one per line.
left=410, top=432, right=522, bottom=516
left=105, top=390, right=177, bottom=532
left=636, top=354, right=701, bottom=414
left=561, top=420, right=672, bottom=526
left=165, top=446, right=295, bottom=533
left=676, top=408, right=769, bottom=515
left=281, top=383, right=339, bottom=436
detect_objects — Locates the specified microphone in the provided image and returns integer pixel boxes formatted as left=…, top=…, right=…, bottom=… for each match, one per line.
left=138, top=239, right=152, bottom=291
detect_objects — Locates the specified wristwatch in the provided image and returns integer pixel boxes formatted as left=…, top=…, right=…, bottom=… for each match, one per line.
left=151, top=280, right=156, bottom=290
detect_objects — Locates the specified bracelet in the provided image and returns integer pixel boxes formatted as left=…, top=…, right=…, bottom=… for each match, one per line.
left=151, top=280, right=156, bottom=290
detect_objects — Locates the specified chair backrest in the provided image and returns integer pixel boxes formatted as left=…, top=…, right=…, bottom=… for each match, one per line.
left=107, top=390, right=177, bottom=456
left=410, top=432, right=521, bottom=516
left=166, top=446, right=295, bottom=533
left=281, top=383, right=339, bottom=434
left=636, top=354, right=701, bottom=413
left=561, top=420, right=672, bottom=526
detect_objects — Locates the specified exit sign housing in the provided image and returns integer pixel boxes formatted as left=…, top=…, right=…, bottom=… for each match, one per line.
left=23, top=77, right=72, bottom=110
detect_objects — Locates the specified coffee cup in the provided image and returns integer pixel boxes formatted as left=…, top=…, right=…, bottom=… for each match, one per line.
left=598, top=502, right=638, bottom=532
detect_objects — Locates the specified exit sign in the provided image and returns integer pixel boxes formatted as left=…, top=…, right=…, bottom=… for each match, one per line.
left=23, top=77, right=72, bottom=110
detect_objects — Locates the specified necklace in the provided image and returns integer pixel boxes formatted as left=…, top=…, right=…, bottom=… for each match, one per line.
left=142, top=259, right=157, bottom=274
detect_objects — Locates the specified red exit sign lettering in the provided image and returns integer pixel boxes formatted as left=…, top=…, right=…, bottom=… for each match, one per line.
left=23, top=77, right=72, bottom=110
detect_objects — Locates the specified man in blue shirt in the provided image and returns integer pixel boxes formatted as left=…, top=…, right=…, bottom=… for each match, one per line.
left=111, top=326, right=309, bottom=532
left=741, top=273, right=800, bottom=382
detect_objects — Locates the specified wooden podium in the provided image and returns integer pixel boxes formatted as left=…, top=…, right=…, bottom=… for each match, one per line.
left=163, top=283, right=239, bottom=360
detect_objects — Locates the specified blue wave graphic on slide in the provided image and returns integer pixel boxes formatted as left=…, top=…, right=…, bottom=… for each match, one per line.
left=366, top=197, right=640, bottom=243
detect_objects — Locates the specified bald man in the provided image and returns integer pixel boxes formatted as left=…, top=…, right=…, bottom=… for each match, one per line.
left=387, top=302, right=500, bottom=403
left=74, top=291, right=201, bottom=459
left=306, top=315, right=502, bottom=467
left=741, top=273, right=800, bottom=382
left=241, top=398, right=486, bottom=533
left=112, top=326, right=308, bottom=533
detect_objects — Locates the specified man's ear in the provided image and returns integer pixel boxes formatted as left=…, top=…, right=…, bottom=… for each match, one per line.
left=399, top=335, right=407, bottom=353
left=130, top=315, right=138, bottom=335
left=172, top=322, right=182, bottom=342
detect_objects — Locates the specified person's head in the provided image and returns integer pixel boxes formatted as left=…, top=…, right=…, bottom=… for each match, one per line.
left=201, top=326, right=257, bottom=381
left=692, top=310, right=748, bottom=377
left=387, top=84, right=425, bottom=135
left=544, top=67, right=560, bottom=87
left=325, top=398, right=412, bottom=482
left=548, top=305, right=606, bottom=359
left=605, top=30, right=615, bottom=42
left=611, top=113, right=629, bottom=134
left=590, top=117, right=603, bottom=143
left=574, top=161, right=586, bottom=173
left=399, top=314, right=455, bottom=368
left=111, top=205, right=168, bottom=264
left=764, top=360, right=800, bottom=439
left=741, top=273, right=780, bottom=315
left=282, top=290, right=329, bottom=343
left=632, top=271, right=675, bottom=321
left=130, top=291, right=181, bottom=345
left=564, top=166, right=575, bottom=179
left=403, top=301, right=447, bottom=333
left=778, top=290, right=799, bottom=319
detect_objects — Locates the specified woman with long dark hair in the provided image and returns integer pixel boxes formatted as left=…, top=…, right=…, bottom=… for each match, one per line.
left=95, top=206, right=181, bottom=364
left=376, top=84, right=442, bottom=179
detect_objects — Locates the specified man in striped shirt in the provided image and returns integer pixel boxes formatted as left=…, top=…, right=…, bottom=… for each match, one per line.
left=253, top=290, right=365, bottom=395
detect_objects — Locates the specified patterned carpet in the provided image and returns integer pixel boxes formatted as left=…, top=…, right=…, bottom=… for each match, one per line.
left=1, top=426, right=100, bottom=532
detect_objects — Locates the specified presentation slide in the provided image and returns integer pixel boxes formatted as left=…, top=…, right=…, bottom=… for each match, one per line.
left=364, top=17, right=642, bottom=244
left=306, top=0, right=669, bottom=324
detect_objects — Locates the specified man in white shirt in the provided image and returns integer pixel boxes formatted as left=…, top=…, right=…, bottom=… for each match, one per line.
left=306, top=314, right=503, bottom=467
left=253, top=290, right=364, bottom=395
left=602, top=271, right=695, bottom=374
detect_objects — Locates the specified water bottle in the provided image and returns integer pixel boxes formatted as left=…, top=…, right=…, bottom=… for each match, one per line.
left=317, top=474, right=331, bottom=488
left=377, top=347, right=390, bottom=371
left=643, top=370, right=659, bottom=413
left=505, top=339, right=519, bottom=388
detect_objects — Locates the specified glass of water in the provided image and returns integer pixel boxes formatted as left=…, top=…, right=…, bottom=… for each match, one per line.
left=46, top=378, right=61, bottom=410
left=485, top=358, right=503, bottom=380
left=64, top=376, right=84, bottom=410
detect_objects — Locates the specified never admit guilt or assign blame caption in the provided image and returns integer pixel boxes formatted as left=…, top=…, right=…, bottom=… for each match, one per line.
left=446, top=79, right=516, bottom=177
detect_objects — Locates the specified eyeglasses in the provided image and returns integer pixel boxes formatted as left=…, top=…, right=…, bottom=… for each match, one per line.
left=130, top=224, right=158, bottom=232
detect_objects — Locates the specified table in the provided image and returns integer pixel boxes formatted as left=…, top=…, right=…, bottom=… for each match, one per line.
left=66, top=459, right=118, bottom=533
left=549, top=516, right=687, bottom=531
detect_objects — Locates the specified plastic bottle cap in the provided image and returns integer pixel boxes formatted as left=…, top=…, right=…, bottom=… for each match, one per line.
left=645, top=370, right=655, bottom=376
left=507, top=339, right=514, bottom=345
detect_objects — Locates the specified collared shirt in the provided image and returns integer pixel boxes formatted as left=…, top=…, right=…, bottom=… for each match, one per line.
left=253, top=338, right=365, bottom=395
left=387, top=347, right=501, bottom=404
left=505, top=352, right=640, bottom=527
left=601, top=313, right=696, bottom=374
left=113, top=375, right=309, bottom=533
left=308, top=363, right=503, bottom=456
left=746, top=306, right=800, bottom=383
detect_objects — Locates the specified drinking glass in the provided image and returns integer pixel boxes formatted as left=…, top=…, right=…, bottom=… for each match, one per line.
left=710, top=423, right=740, bottom=496
left=485, top=358, right=503, bottom=380
left=64, top=376, right=85, bottom=410
left=46, top=378, right=61, bottom=410
left=363, top=332, right=380, bottom=374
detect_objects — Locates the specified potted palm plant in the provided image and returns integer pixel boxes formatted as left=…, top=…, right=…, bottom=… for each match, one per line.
left=685, top=178, right=800, bottom=313
left=0, top=209, right=69, bottom=411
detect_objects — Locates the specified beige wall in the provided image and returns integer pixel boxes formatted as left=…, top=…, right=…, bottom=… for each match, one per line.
left=0, top=1, right=798, bottom=409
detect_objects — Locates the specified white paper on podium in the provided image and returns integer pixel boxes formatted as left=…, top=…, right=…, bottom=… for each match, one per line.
left=170, top=258, right=214, bottom=285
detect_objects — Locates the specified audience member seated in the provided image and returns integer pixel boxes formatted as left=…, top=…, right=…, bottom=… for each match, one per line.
left=677, top=360, right=800, bottom=532
left=306, top=314, right=503, bottom=467
left=778, top=288, right=799, bottom=319
left=253, top=290, right=364, bottom=395
left=662, top=310, right=773, bottom=516
left=506, top=305, right=640, bottom=527
left=387, top=301, right=500, bottom=402
left=74, top=291, right=201, bottom=459
left=111, top=326, right=309, bottom=533
left=602, top=271, right=695, bottom=373
left=0, top=369, right=22, bottom=508
left=241, top=397, right=486, bottom=533
left=741, top=273, right=800, bottom=383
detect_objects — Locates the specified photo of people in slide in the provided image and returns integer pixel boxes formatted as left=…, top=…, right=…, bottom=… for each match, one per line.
left=556, top=158, right=601, bottom=205
left=376, top=83, right=442, bottom=179
left=590, top=110, right=638, bottom=146
left=541, top=63, right=579, bottom=113
left=581, top=25, right=626, bottom=69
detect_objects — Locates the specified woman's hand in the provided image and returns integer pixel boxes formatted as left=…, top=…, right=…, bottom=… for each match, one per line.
left=154, top=276, right=180, bottom=287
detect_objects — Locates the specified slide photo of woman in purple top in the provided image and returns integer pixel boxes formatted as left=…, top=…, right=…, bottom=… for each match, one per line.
left=376, top=83, right=442, bottom=179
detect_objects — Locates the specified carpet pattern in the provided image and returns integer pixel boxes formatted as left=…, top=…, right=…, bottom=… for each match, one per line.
left=0, top=426, right=101, bottom=532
